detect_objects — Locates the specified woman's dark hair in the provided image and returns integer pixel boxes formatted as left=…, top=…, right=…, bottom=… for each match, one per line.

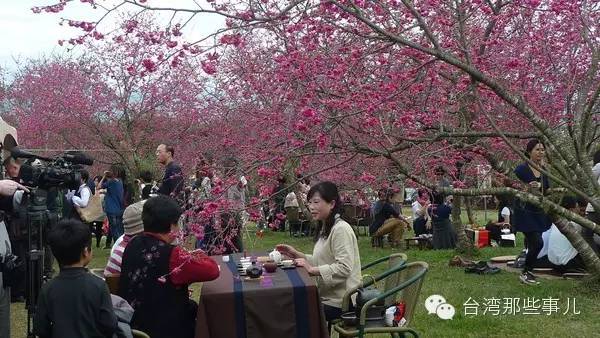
left=110, top=164, right=125, bottom=179
left=432, top=191, right=445, bottom=205
left=80, top=169, right=89, bottom=183
left=417, top=188, right=429, bottom=199
left=48, top=219, right=92, bottom=266
left=307, top=181, right=343, bottom=241
left=140, top=170, right=153, bottom=183
left=560, top=195, right=578, bottom=210
left=525, top=139, right=544, bottom=158
left=593, top=149, right=600, bottom=165
left=142, top=195, right=182, bottom=233
left=495, top=194, right=512, bottom=207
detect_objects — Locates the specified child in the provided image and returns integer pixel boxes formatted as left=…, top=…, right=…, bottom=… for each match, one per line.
left=34, top=219, right=117, bottom=338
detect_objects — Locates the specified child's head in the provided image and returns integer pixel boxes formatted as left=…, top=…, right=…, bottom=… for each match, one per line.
left=48, top=219, right=92, bottom=267
left=142, top=195, right=182, bottom=243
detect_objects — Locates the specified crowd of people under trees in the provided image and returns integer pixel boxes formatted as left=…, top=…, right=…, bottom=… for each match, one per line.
left=0, top=138, right=598, bottom=337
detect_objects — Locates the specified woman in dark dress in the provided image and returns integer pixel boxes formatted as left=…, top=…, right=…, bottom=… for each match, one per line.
left=513, top=139, right=551, bottom=285
left=427, top=191, right=456, bottom=249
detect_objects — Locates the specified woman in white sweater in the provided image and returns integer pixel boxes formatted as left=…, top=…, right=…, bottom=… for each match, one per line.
left=277, top=181, right=361, bottom=326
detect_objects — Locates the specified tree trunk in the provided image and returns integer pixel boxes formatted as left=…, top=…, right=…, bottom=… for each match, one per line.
left=451, top=196, right=473, bottom=254
left=465, top=197, right=476, bottom=225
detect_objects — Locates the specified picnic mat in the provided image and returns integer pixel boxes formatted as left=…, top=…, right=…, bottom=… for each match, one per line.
left=196, top=253, right=328, bottom=338
left=490, top=255, right=517, bottom=263
left=490, top=262, right=565, bottom=280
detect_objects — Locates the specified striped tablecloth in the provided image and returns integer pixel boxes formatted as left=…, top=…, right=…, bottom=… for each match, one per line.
left=196, top=253, right=328, bottom=338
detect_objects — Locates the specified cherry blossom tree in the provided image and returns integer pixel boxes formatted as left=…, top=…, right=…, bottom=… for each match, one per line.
left=4, top=17, right=210, bottom=177
left=29, top=0, right=600, bottom=276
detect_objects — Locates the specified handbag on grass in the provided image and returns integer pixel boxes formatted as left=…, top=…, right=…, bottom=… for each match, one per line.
left=77, top=193, right=106, bottom=223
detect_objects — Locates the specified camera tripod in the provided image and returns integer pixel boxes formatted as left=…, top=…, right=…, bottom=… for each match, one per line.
left=19, top=188, right=58, bottom=338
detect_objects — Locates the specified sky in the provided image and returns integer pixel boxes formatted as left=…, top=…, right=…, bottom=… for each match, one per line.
left=0, top=0, right=225, bottom=72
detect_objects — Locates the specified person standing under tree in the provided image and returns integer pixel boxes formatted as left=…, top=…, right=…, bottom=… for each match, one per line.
left=99, top=165, right=125, bottom=249
left=156, top=144, right=184, bottom=199
left=513, top=139, right=552, bottom=285
left=64, top=170, right=91, bottom=221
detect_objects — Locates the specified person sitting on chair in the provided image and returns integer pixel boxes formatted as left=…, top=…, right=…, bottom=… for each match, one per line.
left=104, top=200, right=145, bottom=277
left=485, top=195, right=514, bottom=244
left=370, top=189, right=408, bottom=248
left=118, top=195, right=219, bottom=338
left=276, top=182, right=361, bottom=328
left=412, top=188, right=432, bottom=236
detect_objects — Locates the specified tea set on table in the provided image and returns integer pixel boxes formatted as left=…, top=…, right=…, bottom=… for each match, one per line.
left=234, top=249, right=296, bottom=279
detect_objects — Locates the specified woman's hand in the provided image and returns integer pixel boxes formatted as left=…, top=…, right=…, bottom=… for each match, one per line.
left=275, top=244, right=301, bottom=259
left=294, top=258, right=319, bottom=276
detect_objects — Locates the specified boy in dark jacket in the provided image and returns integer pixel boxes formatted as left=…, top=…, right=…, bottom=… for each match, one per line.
left=34, top=219, right=117, bottom=338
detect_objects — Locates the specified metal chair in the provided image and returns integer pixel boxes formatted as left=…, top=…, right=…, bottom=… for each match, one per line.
left=105, top=274, right=120, bottom=295
left=334, top=261, right=429, bottom=338
left=361, top=253, right=408, bottom=273
left=286, top=207, right=301, bottom=237
left=343, top=204, right=367, bottom=236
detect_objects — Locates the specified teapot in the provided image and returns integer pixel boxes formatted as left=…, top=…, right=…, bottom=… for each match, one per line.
left=269, top=249, right=282, bottom=263
left=246, top=262, right=263, bottom=279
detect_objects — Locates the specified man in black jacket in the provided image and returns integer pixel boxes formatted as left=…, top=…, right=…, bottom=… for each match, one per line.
left=156, top=144, right=184, bottom=199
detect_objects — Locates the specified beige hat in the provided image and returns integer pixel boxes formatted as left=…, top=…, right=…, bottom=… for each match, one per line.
left=123, top=200, right=146, bottom=235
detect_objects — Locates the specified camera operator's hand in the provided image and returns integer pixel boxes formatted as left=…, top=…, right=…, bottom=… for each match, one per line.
left=0, top=179, right=29, bottom=196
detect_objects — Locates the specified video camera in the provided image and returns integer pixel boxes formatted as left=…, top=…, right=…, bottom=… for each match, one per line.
left=10, top=147, right=94, bottom=190
left=8, top=147, right=94, bottom=337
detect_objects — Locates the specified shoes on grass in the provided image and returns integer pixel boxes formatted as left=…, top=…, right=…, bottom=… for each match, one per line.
left=464, top=261, right=501, bottom=275
left=449, top=255, right=475, bottom=267
left=519, top=271, right=540, bottom=285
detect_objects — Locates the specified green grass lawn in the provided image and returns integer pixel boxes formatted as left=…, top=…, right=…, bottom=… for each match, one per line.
left=10, top=209, right=600, bottom=337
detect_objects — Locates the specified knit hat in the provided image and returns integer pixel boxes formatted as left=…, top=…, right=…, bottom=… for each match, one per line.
left=123, top=200, right=146, bottom=235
